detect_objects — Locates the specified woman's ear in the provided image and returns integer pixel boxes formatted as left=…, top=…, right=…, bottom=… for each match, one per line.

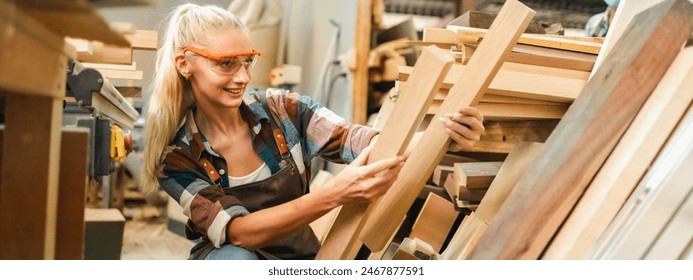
left=175, top=53, right=191, bottom=79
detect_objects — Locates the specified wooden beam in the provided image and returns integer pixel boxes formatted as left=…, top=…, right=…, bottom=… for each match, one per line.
left=408, top=193, right=459, bottom=252
left=124, top=30, right=158, bottom=50
left=590, top=104, right=693, bottom=260
left=316, top=46, right=453, bottom=259
left=397, top=62, right=588, bottom=103
left=543, top=47, right=693, bottom=260
left=468, top=0, right=693, bottom=260
left=0, top=96, right=63, bottom=259
left=77, top=41, right=133, bottom=65
left=0, top=0, right=69, bottom=98
left=12, top=0, right=130, bottom=47
left=428, top=100, right=568, bottom=120
left=352, top=0, right=372, bottom=125
left=359, top=0, right=535, bottom=252
left=55, top=128, right=90, bottom=260
left=457, top=120, right=556, bottom=154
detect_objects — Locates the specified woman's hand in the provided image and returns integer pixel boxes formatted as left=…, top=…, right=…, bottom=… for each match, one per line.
left=329, top=145, right=406, bottom=204
left=439, top=106, right=485, bottom=152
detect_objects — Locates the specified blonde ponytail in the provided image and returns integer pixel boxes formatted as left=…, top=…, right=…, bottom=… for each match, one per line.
left=142, top=4, right=249, bottom=193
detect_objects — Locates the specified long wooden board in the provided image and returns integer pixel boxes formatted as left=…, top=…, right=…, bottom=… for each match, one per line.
left=543, top=47, right=693, bottom=260
left=316, top=46, right=453, bottom=259
left=428, top=100, right=568, bottom=120
left=408, top=193, right=458, bottom=252
left=441, top=212, right=487, bottom=260
left=590, top=105, right=693, bottom=259
left=359, top=0, right=535, bottom=252
left=467, top=0, right=693, bottom=260
left=352, top=0, right=372, bottom=125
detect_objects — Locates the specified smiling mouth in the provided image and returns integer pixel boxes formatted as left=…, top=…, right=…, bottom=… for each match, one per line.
left=224, top=88, right=243, bottom=94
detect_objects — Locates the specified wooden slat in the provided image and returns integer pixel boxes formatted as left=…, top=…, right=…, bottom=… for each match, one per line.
left=352, top=0, right=372, bottom=125
left=359, top=0, right=535, bottom=252
left=428, top=100, right=568, bottom=120
left=124, top=30, right=158, bottom=50
left=397, top=62, right=588, bottom=103
left=468, top=0, right=693, bottom=260
left=11, top=0, right=130, bottom=47
left=0, top=0, right=69, bottom=98
left=447, top=25, right=602, bottom=54
left=510, top=44, right=596, bottom=72
left=590, top=105, right=693, bottom=259
left=408, top=193, right=458, bottom=252
left=0, top=96, right=63, bottom=259
left=543, top=47, right=693, bottom=260
left=308, top=170, right=339, bottom=244
left=316, top=46, right=453, bottom=259
left=77, top=41, right=133, bottom=65
left=644, top=189, right=693, bottom=260
left=55, top=128, right=90, bottom=260
left=458, top=120, right=556, bottom=154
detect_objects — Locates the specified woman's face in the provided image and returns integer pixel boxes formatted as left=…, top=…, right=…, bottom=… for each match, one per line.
left=185, top=28, right=254, bottom=110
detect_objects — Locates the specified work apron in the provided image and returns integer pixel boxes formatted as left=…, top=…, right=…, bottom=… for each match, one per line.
left=188, top=110, right=320, bottom=260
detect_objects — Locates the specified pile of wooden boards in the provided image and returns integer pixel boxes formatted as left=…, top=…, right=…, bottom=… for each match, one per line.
left=315, top=0, right=693, bottom=260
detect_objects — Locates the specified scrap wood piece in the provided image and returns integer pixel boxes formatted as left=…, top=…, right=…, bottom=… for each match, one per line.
left=408, top=193, right=459, bottom=252
left=543, top=47, right=693, bottom=260
left=467, top=0, right=693, bottom=260
left=454, top=162, right=503, bottom=190
left=397, top=62, right=587, bottom=103
left=590, top=105, right=693, bottom=260
left=316, top=46, right=454, bottom=260
left=447, top=25, right=602, bottom=54
left=359, top=0, right=536, bottom=252
left=444, top=174, right=487, bottom=202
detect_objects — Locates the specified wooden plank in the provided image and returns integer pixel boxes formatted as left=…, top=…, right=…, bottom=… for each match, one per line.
left=458, top=120, right=555, bottom=154
left=510, top=44, right=596, bottom=72
left=77, top=41, right=133, bottom=65
left=431, top=165, right=454, bottom=187
left=352, top=0, right=372, bottom=125
left=543, top=47, right=693, bottom=260
left=428, top=100, right=568, bottom=120
left=408, top=193, right=459, bottom=252
left=55, top=128, right=90, bottom=260
left=468, top=0, right=693, bottom=260
left=591, top=0, right=665, bottom=77
left=98, top=69, right=144, bottom=80
left=454, top=162, right=502, bottom=190
left=441, top=212, right=487, bottom=260
left=12, top=0, right=130, bottom=47
left=359, top=0, right=535, bottom=252
left=371, top=88, right=396, bottom=130
left=308, top=170, right=339, bottom=244
left=475, top=142, right=544, bottom=223
left=316, top=46, right=453, bottom=259
left=0, top=96, right=63, bottom=259
left=124, top=30, right=158, bottom=50
left=82, top=62, right=137, bottom=71
left=397, top=62, right=587, bottom=103
left=590, top=105, right=693, bottom=260
left=446, top=173, right=486, bottom=201
left=0, top=0, right=69, bottom=98
left=447, top=25, right=602, bottom=54
left=644, top=189, right=693, bottom=260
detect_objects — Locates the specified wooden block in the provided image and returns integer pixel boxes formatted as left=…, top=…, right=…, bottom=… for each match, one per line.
left=360, top=0, right=535, bottom=252
left=124, top=30, right=158, bottom=50
left=431, top=165, right=454, bottom=186
left=468, top=0, right=693, bottom=260
left=591, top=108, right=693, bottom=259
left=397, top=62, right=587, bottom=103
left=0, top=96, right=63, bottom=259
left=441, top=212, right=488, bottom=260
left=543, top=47, right=693, bottom=260
left=55, top=128, right=90, bottom=260
left=475, top=142, right=544, bottom=223
left=316, top=46, right=453, bottom=260
left=84, top=208, right=125, bottom=260
left=448, top=174, right=487, bottom=201
left=454, top=162, right=503, bottom=190
left=77, top=41, right=133, bottom=65
left=0, top=0, right=69, bottom=98
left=408, top=193, right=458, bottom=252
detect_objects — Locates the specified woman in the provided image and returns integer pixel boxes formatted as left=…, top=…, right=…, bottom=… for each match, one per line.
left=142, top=4, right=485, bottom=260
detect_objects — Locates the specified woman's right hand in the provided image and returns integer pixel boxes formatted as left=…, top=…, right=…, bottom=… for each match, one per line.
left=329, top=146, right=406, bottom=204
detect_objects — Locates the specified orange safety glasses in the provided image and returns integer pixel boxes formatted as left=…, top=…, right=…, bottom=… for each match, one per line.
left=183, top=47, right=261, bottom=76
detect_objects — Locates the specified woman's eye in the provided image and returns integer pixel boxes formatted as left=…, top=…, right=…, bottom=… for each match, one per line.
left=217, top=59, right=235, bottom=69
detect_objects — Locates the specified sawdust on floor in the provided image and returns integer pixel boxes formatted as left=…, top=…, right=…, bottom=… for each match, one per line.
left=120, top=203, right=195, bottom=260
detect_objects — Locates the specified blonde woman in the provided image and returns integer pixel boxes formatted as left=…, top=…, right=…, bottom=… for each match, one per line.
left=143, top=4, right=485, bottom=260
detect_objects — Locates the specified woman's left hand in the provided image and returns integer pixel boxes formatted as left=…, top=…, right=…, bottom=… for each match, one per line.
left=438, top=106, right=485, bottom=152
